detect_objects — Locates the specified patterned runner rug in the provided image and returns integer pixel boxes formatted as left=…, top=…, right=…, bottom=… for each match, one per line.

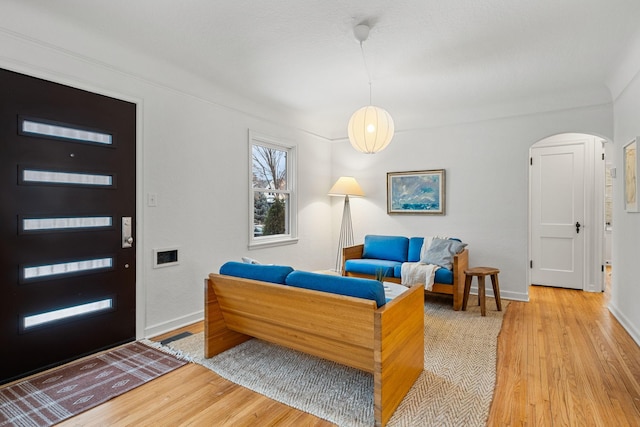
left=0, top=341, right=186, bottom=427
left=160, top=295, right=508, bottom=426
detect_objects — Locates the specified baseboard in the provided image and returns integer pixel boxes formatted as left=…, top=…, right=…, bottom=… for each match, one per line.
left=608, top=302, right=640, bottom=347
left=468, top=287, right=529, bottom=302
left=143, top=310, right=204, bottom=339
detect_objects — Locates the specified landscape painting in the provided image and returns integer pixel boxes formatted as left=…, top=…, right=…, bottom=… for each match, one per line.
left=387, top=169, right=445, bottom=214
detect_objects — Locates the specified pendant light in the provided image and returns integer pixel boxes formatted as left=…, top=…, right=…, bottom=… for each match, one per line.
left=347, top=24, right=395, bottom=154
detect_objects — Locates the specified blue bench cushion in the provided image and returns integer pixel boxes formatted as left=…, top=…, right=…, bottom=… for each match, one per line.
left=362, top=235, right=409, bottom=263
left=392, top=264, right=454, bottom=285
left=219, top=261, right=293, bottom=284
left=285, top=271, right=386, bottom=307
left=344, top=259, right=401, bottom=278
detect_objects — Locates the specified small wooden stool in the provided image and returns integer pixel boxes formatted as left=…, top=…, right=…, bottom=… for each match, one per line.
left=462, top=267, right=502, bottom=316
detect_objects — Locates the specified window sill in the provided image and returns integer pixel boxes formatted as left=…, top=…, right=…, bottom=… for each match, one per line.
left=249, top=237, right=298, bottom=250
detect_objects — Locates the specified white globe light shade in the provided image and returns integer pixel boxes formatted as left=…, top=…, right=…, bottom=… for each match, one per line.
left=347, top=105, right=395, bottom=154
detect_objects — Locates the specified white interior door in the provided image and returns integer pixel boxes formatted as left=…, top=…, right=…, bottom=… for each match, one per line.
left=531, top=143, right=585, bottom=289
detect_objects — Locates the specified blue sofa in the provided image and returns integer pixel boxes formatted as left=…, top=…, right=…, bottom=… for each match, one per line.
left=342, top=235, right=469, bottom=310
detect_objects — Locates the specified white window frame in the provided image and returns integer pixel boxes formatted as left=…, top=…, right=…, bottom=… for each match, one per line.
left=249, top=131, right=298, bottom=248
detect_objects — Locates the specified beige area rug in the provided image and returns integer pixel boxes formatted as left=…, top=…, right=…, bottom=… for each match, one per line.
left=159, top=295, right=508, bottom=427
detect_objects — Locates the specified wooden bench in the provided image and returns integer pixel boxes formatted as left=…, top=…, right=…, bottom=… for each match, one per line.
left=205, top=273, right=424, bottom=426
left=342, top=245, right=469, bottom=310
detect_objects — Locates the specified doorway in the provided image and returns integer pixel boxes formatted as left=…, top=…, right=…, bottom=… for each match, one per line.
left=0, top=68, right=137, bottom=384
left=529, top=133, right=607, bottom=292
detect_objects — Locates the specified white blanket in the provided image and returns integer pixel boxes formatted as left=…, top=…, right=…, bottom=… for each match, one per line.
left=401, top=262, right=440, bottom=291
left=402, top=235, right=448, bottom=291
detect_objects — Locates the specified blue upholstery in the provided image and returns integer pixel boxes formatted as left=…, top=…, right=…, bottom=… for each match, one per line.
left=408, top=237, right=424, bottom=262
left=362, top=235, right=409, bottom=263
left=392, top=264, right=454, bottom=284
left=345, top=235, right=464, bottom=285
left=285, top=271, right=386, bottom=307
left=219, top=261, right=293, bottom=284
left=345, top=259, right=401, bottom=278
left=435, top=268, right=454, bottom=284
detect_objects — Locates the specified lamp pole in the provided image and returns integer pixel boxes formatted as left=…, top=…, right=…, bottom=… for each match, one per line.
left=328, top=176, right=364, bottom=274
left=335, top=194, right=354, bottom=273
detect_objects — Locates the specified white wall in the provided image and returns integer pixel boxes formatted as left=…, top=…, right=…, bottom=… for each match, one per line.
left=0, top=4, right=335, bottom=338
left=331, top=106, right=612, bottom=302
left=610, top=71, right=640, bottom=345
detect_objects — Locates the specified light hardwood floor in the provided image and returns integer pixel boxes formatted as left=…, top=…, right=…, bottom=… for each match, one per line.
left=58, top=283, right=640, bottom=426
left=488, top=283, right=640, bottom=426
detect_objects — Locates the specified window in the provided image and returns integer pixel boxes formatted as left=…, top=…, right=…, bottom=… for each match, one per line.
left=249, top=132, right=297, bottom=247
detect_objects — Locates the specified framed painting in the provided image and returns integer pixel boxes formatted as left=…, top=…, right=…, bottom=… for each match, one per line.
left=624, top=138, right=639, bottom=212
left=387, top=169, right=445, bottom=215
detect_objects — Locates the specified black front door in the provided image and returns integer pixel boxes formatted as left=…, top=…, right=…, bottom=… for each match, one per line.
left=0, top=68, right=136, bottom=384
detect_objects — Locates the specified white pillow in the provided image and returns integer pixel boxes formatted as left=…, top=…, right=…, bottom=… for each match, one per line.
left=241, top=257, right=261, bottom=265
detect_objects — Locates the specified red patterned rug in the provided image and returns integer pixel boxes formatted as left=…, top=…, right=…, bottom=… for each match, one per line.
left=0, top=341, right=187, bottom=426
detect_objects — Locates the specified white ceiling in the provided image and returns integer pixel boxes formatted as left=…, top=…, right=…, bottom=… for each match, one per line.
left=17, top=0, right=640, bottom=139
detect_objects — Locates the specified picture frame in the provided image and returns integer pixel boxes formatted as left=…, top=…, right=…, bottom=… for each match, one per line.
left=623, top=138, right=639, bottom=212
left=387, top=169, right=445, bottom=215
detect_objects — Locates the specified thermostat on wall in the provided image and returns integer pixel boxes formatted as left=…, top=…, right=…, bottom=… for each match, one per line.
left=153, top=247, right=179, bottom=268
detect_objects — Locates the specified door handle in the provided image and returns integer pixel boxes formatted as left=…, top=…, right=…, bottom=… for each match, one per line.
left=576, top=221, right=581, bottom=234
left=122, top=217, right=133, bottom=248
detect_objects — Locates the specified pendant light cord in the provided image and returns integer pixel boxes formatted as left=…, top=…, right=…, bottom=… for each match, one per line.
left=359, top=41, right=373, bottom=105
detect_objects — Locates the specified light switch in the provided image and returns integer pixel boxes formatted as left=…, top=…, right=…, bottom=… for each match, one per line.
left=147, top=193, right=157, bottom=207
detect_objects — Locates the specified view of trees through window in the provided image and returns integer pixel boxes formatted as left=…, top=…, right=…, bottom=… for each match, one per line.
left=252, top=143, right=289, bottom=237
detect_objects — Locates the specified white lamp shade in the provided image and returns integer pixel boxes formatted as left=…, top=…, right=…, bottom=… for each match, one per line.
left=328, top=176, right=365, bottom=197
left=347, top=105, right=395, bottom=154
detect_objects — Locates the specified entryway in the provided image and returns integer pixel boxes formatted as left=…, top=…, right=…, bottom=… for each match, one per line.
left=529, top=133, right=607, bottom=292
left=0, top=68, right=137, bottom=384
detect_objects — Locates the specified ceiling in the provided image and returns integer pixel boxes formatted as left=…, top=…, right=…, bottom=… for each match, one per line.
left=16, top=0, right=640, bottom=139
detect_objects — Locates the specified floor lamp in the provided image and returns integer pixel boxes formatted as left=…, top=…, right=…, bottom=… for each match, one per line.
left=328, top=177, right=365, bottom=273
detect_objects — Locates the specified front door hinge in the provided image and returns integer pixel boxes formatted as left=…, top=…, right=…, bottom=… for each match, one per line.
left=530, top=157, right=533, bottom=166
left=530, top=260, right=533, bottom=268
left=601, top=265, right=605, bottom=272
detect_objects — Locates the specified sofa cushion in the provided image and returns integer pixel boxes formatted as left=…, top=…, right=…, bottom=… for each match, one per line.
left=393, top=264, right=454, bottom=285
left=219, top=261, right=293, bottom=284
left=362, top=235, right=409, bottom=263
left=344, top=259, right=401, bottom=278
left=420, top=238, right=467, bottom=269
left=285, top=271, right=386, bottom=307
left=408, top=237, right=424, bottom=262
left=434, top=267, right=454, bottom=284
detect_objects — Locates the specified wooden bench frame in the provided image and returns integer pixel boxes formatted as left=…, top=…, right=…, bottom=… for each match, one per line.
left=342, top=246, right=469, bottom=311
left=205, top=273, right=424, bottom=427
